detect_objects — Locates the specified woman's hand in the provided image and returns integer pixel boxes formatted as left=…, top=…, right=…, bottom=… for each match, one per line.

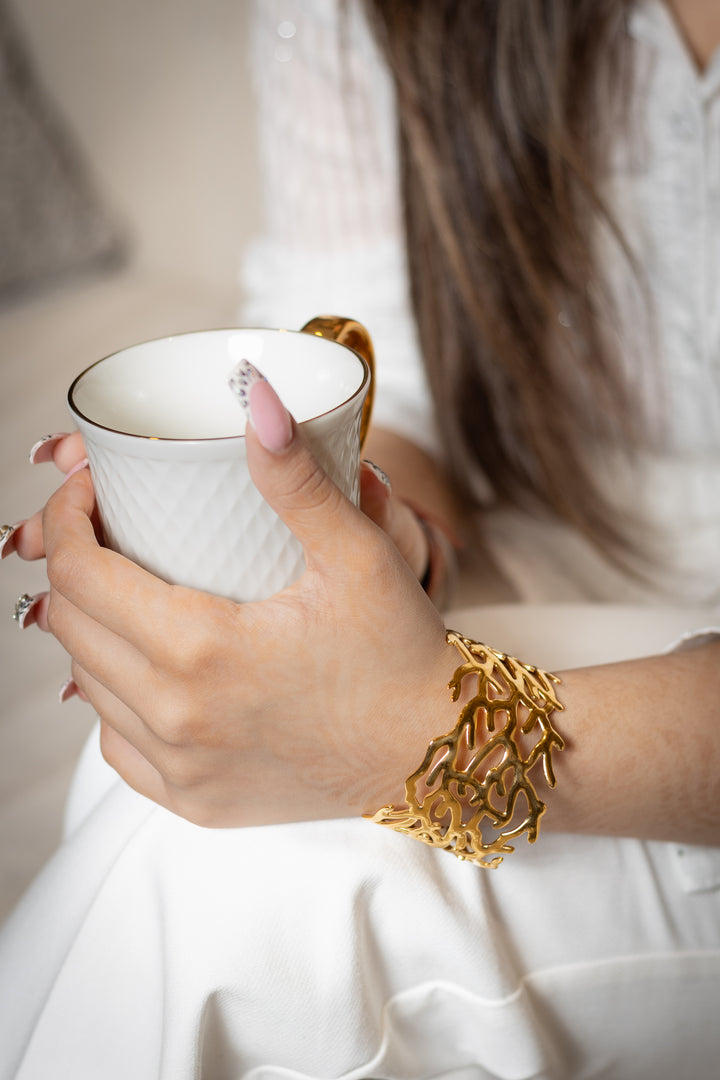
left=3, top=432, right=89, bottom=633
left=41, top=384, right=461, bottom=827
left=359, top=454, right=460, bottom=607
left=359, top=460, right=429, bottom=580
left=5, top=432, right=88, bottom=566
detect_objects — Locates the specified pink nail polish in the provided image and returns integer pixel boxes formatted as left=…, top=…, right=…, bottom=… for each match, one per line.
left=61, top=458, right=90, bottom=484
left=362, top=460, right=392, bottom=492
left=59, top=679, right=79, bottom=704
left=29, top=433, right=69, bottom=465
left=0, top=522, right=23, bottom=559
left=248, top=379, right=293, bottom=453
left=228, top=359, right=292, bottom=452
left=12, top=591, right=47, bottom=629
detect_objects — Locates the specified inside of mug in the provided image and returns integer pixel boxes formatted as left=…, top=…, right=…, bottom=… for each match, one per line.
left=68, top=328, right=367, bottom=439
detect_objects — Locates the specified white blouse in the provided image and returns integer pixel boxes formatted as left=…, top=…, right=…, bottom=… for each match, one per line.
left=240, top=0, right=720, bottom=609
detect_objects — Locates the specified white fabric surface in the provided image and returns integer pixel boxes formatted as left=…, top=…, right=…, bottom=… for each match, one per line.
left=1, top=602, right=719, bottom=1079
left=1, top=604, right=720, bottom=1080
left=1, top=2, right=719, bottom=1078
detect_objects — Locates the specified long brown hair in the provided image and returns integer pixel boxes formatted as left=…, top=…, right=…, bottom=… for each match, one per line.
left=363, top=0, right=642, bottom=556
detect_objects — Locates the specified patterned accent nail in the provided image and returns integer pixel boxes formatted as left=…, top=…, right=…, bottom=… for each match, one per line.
left=29, top=433, right=69, bottom=465
left=362, top=460, right=392, bottom=491
left=228, top=359, right=267, bottom=417
left=0, top=523, right=22, bottom=559
left=12, top=591, right=46, bottom=629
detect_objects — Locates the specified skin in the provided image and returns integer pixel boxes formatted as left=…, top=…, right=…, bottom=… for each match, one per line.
left=11, top=386, right=720, bottom=845
left=8, top=0, right=719, bottom=846
left=26, top=418, right=463, bottom=828
left=665, top=0, right=720, bottom=70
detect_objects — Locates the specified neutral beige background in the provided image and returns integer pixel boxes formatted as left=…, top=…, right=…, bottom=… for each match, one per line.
left=0, top=0, right=260, bottom=922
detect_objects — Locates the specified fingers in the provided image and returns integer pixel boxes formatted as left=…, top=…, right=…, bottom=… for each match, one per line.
left=98, top=714, right=174, bottom=811
left=359, top=460, right=392, bottom=523
left=81, top=668, right=220, bottom=824
left=29, top=431, right=86, bottom=470
left=73, top=661, right=161, bottom=760
left=70, top=647, right=217, bottom=818
left=244, top=379, right=374, bottom=573
left=359, top=461, right=430, bottom=581
left=48, top=583, right=156, bottom=713
left=8, top=508, right=51, bottom=562
left=53, top=431, right=87, bottom=471
left=98, top=718, right=231, bottom=828
left=43, top=467, right=178, bottom=654
left=3, top=433, right=88, bottom=563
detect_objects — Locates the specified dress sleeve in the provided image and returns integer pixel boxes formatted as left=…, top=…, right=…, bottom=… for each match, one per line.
left=239, top=0, right=439, bottom=456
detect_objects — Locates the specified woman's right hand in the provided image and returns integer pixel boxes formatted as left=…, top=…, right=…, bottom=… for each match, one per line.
left=7, top=428, right=456, bottom=627
left=37, top=381, right=461, bottom=828
left=4, top=432, right=89, bottom=632
left=10, top=432, right=87, bottom=558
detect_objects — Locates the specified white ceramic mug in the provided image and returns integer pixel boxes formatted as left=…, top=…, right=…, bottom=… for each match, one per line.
left=68, top=316, right=374, bottom=602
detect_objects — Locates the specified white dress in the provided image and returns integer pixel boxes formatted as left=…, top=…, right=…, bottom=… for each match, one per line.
left=0, top=2, right=718, bottom=1078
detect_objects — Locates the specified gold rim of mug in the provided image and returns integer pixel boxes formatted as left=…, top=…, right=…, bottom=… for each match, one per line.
left=67, top=326, right=372, bottom=443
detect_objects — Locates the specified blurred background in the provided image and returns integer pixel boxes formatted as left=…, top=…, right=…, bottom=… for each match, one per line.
left=0, top=0, right=260, bottom=921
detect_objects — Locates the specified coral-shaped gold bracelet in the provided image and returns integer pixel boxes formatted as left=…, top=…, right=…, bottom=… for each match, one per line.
left=366, top=630, right=565, bottom=868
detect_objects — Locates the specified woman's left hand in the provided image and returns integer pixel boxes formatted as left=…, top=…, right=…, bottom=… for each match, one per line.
left=42, top=383, right=460, bottom=828
left=359, top=458, right=460, bottom=606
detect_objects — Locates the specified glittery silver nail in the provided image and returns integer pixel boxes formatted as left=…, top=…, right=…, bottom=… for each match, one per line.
left=362, top=460, right=392, bottom=491
left=0, top=524, right=18, bottom=557
left=228, top=359, right=267, bottom=416
left=12, top=592, right=38, bottom=628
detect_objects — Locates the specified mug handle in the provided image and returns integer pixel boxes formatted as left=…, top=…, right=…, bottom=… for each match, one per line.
left=300, top=315, right=375, bottom=448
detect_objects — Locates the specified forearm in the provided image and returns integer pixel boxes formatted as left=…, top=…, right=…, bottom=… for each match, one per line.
left=548, top=639, right=720, bottom=845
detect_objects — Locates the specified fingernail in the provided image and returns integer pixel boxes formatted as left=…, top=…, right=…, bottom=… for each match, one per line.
left=362, top=460, right=392, bottom=492
left=59, top=678, right=79, bottom=704
left=61, top=458, right=89, bottom=484
left=249, top=379, right=293, bottom=453
left=29, top=433, right=69, bottom=465
left=12, top=591, right=48, bottom=629
left=0, top=522, right=23, bottom=559
left=228, top=358, right=266, bottom=417
left=228, top=359, right=293, bottom=451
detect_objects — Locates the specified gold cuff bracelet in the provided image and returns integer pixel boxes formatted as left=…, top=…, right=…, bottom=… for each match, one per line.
left=366, top=630, right=565, bottom=868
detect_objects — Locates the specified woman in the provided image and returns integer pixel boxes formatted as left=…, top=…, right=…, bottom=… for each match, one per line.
left=1, top=1, right=718, bottom=1076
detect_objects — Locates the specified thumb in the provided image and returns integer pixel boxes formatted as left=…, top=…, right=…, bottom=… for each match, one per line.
left=244, top=377, right=367, bottom=568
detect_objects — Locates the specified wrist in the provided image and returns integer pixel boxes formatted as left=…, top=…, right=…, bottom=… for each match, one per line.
left=365, top=631, right=566, bottom=867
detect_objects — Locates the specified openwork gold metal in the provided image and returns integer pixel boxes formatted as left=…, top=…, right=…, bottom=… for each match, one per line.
left=367, top=631, right=565, bottom=868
